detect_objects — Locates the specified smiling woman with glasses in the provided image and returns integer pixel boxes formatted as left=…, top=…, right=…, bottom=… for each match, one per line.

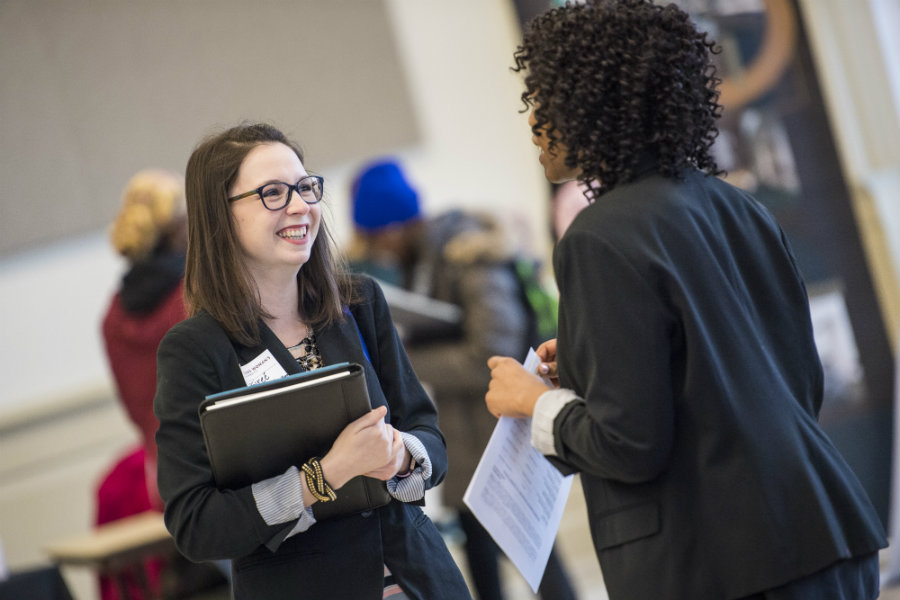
left=153, top=122, right=470, bottom=600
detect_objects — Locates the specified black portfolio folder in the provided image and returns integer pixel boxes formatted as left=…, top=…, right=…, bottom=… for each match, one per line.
left=199, top=362, right=391, bottom=520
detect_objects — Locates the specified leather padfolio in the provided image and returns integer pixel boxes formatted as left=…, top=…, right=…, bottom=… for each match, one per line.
left=199, top=362, right=391, bottom=520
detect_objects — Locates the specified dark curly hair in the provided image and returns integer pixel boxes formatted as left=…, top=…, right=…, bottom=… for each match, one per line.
left=514, top=0, right=724, bottom=200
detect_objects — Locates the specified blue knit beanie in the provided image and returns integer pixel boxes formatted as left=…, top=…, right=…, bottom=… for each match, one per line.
left=352, top=160, right=421, bottom=231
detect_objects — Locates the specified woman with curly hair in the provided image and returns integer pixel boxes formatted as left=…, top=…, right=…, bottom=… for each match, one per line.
left=485, top=1, right=886, bottom=599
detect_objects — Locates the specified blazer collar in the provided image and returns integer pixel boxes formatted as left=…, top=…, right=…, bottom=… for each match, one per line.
left=234, top=312, right=369, bottom=376
left=232, top=320, right=302, bottom=377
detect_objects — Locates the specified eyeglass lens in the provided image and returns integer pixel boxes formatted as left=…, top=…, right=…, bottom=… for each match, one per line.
left=260, top=177, right=322, bottom=209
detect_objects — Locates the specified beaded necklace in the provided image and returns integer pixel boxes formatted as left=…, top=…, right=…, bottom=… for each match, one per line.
left=288, top=324, right=323, bottom=371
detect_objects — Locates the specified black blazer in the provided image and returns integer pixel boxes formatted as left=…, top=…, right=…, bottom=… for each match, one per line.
left=550, top=169, right=887, bottom=599
left=154, top=275, right=470, bottom=600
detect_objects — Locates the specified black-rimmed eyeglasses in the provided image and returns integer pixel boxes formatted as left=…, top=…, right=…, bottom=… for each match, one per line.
left=227, top=175, right=324, bottom=211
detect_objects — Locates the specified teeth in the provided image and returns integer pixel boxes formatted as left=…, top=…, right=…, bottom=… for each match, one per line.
left=279, top=226, right=307, bottom=240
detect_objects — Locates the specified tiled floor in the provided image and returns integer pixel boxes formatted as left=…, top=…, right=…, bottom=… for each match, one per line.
left=445, top=476, right=899, bottom=600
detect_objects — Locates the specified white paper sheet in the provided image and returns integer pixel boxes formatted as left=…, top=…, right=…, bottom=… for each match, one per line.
left=463, top=349, right=574, bottom=592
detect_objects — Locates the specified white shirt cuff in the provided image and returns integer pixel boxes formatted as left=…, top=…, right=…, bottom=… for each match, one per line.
left=532, top=388, right=579, bottom=456
left=385, top=432, right=430, bottom=502
left=252, top=465, right=316, bottom=535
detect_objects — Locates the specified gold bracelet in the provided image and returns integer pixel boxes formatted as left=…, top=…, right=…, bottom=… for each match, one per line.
left=301, top=457, right=337, bottom=503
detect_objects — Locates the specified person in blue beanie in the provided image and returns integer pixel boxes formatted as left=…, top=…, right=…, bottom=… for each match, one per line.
left=346, top=158, right=579, bottom=600
left=346, top=160, right=424, bottom=287
left=353, top=160, right=422, bottom=232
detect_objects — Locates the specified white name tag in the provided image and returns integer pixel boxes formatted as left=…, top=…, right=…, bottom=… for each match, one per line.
left=240, top=350, right=288, bottom=386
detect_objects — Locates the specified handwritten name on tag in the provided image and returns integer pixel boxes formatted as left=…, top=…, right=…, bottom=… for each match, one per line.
left=241, top=350, right=288, bottom=386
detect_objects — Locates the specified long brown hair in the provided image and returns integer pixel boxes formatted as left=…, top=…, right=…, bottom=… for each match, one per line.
left=184, top=122, right=355, bottom=346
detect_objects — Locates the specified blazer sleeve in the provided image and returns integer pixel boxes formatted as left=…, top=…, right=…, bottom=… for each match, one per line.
left=350, top=275, right=449, bottom=490
left=154, top=318, right=297, bottom=561
left=551, top=228, right=677, bottom=483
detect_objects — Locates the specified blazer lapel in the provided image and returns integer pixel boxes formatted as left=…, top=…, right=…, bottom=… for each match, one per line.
left=233, top=320, right=303, bottom=377
left=232, top=314, right=369, bottom=377
left=316, top=314, right=369, bottom=369
left=316, top=312, right=389, bottom=412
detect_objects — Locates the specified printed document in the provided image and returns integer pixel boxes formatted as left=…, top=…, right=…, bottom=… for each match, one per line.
left=463, top=349, right=574, bottom=592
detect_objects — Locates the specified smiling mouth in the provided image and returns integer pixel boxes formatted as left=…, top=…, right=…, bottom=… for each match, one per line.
left=278, top=226, right=308, bottom=240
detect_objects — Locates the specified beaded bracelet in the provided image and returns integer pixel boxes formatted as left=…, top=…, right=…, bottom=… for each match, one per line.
left=301, top=457, right=337, bottom=503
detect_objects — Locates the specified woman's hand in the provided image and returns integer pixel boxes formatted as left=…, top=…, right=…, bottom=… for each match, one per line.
left=363, top=426, right=411, bottom=481
left=320, top=405, right=393, bottom=489
left=485, top=356, right=554, bottom=418
left=536, top=338, right=560, bottom=388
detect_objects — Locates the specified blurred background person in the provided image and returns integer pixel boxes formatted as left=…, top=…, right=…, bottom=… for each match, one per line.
left=101, top=169, right=228, bottom=599
left=102, top=168, right=187, bottom=515
left=347, top=158, right=577, bottom=600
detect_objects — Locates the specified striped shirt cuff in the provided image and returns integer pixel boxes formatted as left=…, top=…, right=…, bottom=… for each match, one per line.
left=385, top=432, right=430, bottom=502
left=252, top=465, right=316, bottom=536
left=532, top=388, right=579, bottom=456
